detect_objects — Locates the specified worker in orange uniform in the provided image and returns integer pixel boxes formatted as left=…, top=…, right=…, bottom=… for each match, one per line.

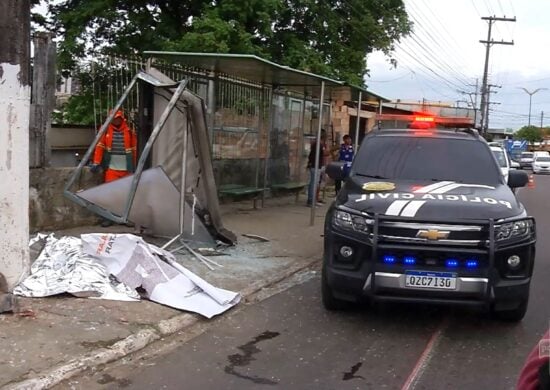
left=90, top=110, right=137, bottom=226
left=90, top=110, right=137, bottom=182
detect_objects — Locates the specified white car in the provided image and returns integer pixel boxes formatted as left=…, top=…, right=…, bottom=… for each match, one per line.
left=490, top=146, right=510, bottom=182
left=519, top=152, right=534, bottom=169
left=532, top=155, right=550, bottom=174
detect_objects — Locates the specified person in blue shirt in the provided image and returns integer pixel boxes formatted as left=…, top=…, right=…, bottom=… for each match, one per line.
left=335, top=134, right=354, bottom=193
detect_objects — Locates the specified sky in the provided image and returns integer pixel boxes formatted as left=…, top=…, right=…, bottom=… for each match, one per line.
left=365, top=0, right=550, bottom=130
left=34, top=0, right=548, bottom=130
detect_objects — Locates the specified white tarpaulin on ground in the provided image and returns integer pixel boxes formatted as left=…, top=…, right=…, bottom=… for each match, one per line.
left=14, top=235, right=140, bottom=301
left=81, top=233, right=241, bottom=318
left=15, top=234, right=240, bottom=318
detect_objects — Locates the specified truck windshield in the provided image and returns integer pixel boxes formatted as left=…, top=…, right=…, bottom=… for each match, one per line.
left=352, top=136, right=502, bottom=185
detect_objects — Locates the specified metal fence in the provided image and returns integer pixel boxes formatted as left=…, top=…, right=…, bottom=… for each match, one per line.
left=73, top=55, right=328, bottom=189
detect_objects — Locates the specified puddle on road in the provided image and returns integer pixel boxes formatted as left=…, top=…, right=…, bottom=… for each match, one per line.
left=224, top=330, right=281, bottom=385
left=342, top=362, right=365, bottom=381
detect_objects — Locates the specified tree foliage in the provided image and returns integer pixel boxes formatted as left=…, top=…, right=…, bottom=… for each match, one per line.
left=514, top=126, right=544, bottom=144
left=39, top=0, right=412, bottom=86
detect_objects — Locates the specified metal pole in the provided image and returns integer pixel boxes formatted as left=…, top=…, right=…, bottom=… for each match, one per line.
left=354, top=91, right=362, bottom=150
left=262, top=88, right=274, bottom=207
left=179, top=116, right=189, bottom=236
left=123, top=79, right=189, bottom=220
left=162, top=111, right=190, bottom=250
left=255, top=85, right=263, bottom=189
left=299, top=95, right=307, bottom=184
left=378, top=99, right=383, bottom=129
left=528, top=93, right=533, bottom=126
left=474, top=78, right=479, bottom=127
left=310, top=81, right=325, bottom=226
left=479, top=20, right=493, bottom=134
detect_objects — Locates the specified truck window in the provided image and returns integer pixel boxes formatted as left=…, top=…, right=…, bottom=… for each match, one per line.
left=352, top=136, right=502, bottom=185
left=492, top=149, right=508, bottom=168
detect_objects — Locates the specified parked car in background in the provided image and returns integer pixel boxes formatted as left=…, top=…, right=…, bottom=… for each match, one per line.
left=532, top=155, right=550, bottom=174
left=510, top=159, right=520, bottom=169
left=519, top=152, right=534, bottom=169
left=491, top=145, right=511, bottom=182
left=533, top=151, right=550, bottom=158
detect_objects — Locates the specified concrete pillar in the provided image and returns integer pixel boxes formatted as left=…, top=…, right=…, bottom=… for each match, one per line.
left=0, top=0, right=31, bottom=291
left=30, top=32, right=56, bottom=168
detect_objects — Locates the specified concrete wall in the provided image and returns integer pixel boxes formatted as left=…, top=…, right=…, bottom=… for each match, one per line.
left=30, top=167, right=101, bottom=232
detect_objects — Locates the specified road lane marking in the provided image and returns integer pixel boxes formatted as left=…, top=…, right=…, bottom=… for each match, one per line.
left=401, top=318, right=449, bottom=390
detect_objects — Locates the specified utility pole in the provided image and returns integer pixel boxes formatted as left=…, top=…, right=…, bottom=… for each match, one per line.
left=479, top=16, right=515, bottom=134
left=484, top=84, right=501, bottom=134
left=541, top=111, right=544, bottom=129
left=486, top=102, right=501, bottom=131
left=0, top=0, right=31, bottom=299
left=459, top=78, right=480, bottom=127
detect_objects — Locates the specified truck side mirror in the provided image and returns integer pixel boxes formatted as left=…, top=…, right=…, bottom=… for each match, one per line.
left=508, top=170, right=529, bottom=188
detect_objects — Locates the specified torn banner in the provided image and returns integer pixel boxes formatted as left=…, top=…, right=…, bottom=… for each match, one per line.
left=81, top=234, right=241, bottom=318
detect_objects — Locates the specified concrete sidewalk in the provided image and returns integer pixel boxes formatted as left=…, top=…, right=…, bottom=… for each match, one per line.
left=1, top=196, right=328, bottom=389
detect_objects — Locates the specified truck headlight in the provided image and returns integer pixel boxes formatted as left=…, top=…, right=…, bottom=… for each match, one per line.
left=495, top=219, right=533, bottom=241
left=333, top=210, right=372, bottom=233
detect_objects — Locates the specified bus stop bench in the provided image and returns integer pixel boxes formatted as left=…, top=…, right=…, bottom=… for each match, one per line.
left=218, top=184, right=264, bottom=209
left=270, top=182, right=307, bottom=203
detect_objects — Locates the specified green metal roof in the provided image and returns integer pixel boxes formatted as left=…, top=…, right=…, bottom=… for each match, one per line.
left=143, top=51, right=387, bottom=100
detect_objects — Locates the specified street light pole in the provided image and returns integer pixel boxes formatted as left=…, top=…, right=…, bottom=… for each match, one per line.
left=519, top=87, right=547, bottom=126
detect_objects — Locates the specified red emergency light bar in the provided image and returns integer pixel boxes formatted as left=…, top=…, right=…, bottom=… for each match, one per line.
left=414, top=116, right=435, bottom=122
left=375, top=113, right=474, bottom=127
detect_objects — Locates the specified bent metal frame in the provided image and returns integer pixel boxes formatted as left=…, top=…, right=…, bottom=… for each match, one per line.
left=63, top=70, right=236, bottom=248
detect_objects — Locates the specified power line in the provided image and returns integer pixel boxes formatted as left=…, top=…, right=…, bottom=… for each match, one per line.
left=470, top=0, right=482, bottom=17
left=507, top=76, right=550, bottom=85
left=402, top=33, right=472, bottom=87
left=391, top=57, right=458, bottom=100
left=366, top=72, right=414, bottom=83
left=408, top=1, right=474, bottom=76
left=344, top=0, right=471, bottom=95
left=393, top=45, right=467, bottom=91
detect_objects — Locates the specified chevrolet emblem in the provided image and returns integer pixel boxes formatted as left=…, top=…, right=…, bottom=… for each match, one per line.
left=416, top=229, right=450, bottom=241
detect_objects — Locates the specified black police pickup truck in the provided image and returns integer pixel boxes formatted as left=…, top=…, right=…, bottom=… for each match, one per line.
left=323, top=127, right=536, bottom=321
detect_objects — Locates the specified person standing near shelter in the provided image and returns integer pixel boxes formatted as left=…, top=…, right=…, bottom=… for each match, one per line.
left=307, top=129, right=331, bottom=207
left=90, top=110, right=137, bottom=227
left=334, top=134, right=354, bottom=193
left=91, top=109, right=137, bottom=183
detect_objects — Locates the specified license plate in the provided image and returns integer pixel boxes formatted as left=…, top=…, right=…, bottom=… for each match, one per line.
left=405, top=271, right=456, bottom=290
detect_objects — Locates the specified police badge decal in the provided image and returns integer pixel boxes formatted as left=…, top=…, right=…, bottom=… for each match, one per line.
left=362, top=182, right=396, bottom=192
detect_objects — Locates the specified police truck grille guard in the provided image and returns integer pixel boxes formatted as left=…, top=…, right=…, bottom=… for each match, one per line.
left=370, top=213, right=495, bottom=273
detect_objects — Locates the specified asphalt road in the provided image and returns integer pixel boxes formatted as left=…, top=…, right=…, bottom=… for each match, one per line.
left=67, top=175, right=550, bottom=390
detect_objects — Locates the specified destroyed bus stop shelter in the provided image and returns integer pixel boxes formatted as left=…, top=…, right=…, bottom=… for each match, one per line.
left=143, top=52, right=370, bottom=226
left=63, top=53, right=368, bottom=242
